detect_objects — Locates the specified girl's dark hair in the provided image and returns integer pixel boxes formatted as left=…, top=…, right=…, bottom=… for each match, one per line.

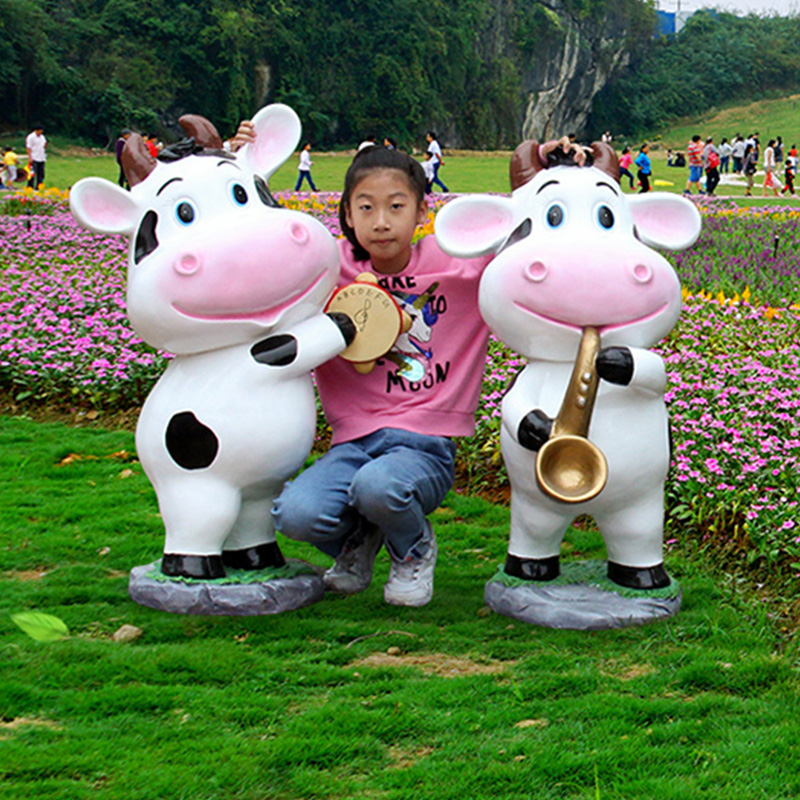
left=339, top=146, right=426, bottom=262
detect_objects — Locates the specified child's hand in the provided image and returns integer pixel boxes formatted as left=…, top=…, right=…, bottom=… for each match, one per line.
left=229, top=120, right=255, bottom=152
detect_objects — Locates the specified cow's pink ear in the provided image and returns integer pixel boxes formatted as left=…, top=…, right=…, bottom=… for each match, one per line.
left=243, top=104, right=302, bottom=179
left=435, top=195, right=516, bottom=257
left=70, top=178, right=139, bottom=235
left=628, top=194, right=702, bottom=251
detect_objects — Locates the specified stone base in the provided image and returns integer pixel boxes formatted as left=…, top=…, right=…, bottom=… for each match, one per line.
left=484, top=560, right=681, bottom=630
left=129, top=559, right=325, bottom=616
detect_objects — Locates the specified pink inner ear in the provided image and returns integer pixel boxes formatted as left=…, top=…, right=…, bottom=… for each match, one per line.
left=80, top=186, right=137, bottom=232
left=247, top=106, right=301, bottom=176
left=249, top=129, right=284, bottom=172
left=437, top=198, right=515, bottom=255
left=631, top=198, right=700, bottom=250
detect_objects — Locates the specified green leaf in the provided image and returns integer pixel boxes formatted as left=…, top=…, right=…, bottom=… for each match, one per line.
left=11, top=612, right=70, bottom=642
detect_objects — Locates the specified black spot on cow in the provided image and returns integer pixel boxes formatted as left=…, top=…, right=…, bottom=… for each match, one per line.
left=165, top=411, right=219, bottom=470
left=254, top=175, right=282, bottom=208
left=251, top=335, right=298, bottom=366
left=497, top=218, right=531, bottom=256
left=135, top=210, right=159, bottom=264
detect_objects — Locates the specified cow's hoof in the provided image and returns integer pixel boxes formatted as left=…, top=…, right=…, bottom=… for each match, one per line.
left=161, top=553, right=226, bottom=580
left=222, top=542, right=286, bottom=570
left=607, top=561, right=670, bottom=590
left=504, top=553, right=560, bottom=581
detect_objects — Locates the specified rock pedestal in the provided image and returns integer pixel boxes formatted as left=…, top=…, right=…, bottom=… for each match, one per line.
left=484, top=560, right=681, bottom=630
left=129, top=559, right=325, bottom=616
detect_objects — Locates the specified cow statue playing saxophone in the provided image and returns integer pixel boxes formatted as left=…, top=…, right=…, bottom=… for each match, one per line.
left=70, top=105, right=362, bottom=615
left=435, top=138, right=701, bottom=629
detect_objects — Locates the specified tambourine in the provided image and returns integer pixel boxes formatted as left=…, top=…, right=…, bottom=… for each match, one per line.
left=325, top=273, right=412, bottom=373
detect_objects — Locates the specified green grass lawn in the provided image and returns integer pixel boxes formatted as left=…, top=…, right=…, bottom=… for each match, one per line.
left=3, top=415, right=800, bottom=800
left=7, top=91, right=800, bottom=199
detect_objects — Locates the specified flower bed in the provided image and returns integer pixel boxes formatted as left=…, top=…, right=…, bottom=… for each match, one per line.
left=1, top=192, right=799, bottom=573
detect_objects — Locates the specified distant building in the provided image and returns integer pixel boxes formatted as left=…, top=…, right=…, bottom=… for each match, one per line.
left=655, top=10, right=695, bottom=36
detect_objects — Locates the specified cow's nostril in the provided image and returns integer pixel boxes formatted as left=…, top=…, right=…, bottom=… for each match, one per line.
left=290, top=222, right=310, bottom=245
left=525, top=261, right=548, bottom=283
left=175, top=254, right=200, bottom=276
left=632, top=263, right=653, bottom=284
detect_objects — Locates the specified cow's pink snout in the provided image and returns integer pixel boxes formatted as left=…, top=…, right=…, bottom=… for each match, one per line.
left=289, top=222, right=310, bottom=245
left=632, top=263, right=653, bottom=284
left=175, top=253, right=201, bottom=276
left=525, top=261, right=548, bottom=283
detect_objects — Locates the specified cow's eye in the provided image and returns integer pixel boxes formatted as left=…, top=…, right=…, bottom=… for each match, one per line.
left=176, top=202, right=196, bottom=225
left=232, top=183, right=248, bottom=205
left=598, top=205, right=614, bottom=229
left=546, top=204, right=564, bottom=228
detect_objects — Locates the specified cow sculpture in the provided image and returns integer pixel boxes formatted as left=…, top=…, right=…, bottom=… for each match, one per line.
left=70, top=105, right=360, bottom=614
left=435, top=140, right=701, bottom=629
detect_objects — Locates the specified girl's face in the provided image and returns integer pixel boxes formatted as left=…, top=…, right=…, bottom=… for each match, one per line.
left=345, top=169, right=427, bottom=274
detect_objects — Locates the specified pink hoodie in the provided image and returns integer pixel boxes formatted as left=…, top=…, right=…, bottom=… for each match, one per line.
left=316, top=236, right=491, bottom=444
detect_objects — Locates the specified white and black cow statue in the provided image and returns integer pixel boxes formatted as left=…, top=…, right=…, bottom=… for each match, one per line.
left=70, top=105, right=357, bottom=613
left=436, top=140, right=701, bottom=629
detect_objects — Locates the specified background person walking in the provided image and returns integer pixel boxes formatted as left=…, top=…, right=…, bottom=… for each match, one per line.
left=685, top=134, right=704, bottom=195
left=294, top=142, right=318, bottom=191
left=634, top=142, right=652, bottom=193
left=425, top=131, right=449, bottom=193
left=25, top=125, right=47, bottom=189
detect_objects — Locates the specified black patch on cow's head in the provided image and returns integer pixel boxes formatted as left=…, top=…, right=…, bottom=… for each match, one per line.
left=254, top=175, right=282, bottom=208
left=497, top=218, right=532, bottom=256
left=157, top=137, right=236, bottom=164
left=134, top=210, right=159, bottom=264
left=165, top=411, right=219, bottom=470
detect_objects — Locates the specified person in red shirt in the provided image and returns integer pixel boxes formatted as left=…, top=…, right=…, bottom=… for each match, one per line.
left=684, top=135, right=704, bottom=195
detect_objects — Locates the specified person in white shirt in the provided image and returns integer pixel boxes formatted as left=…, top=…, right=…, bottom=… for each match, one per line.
left=731, top=135, right=746, bottom=173
left=420, top=151, right=435, bottom=194
left=763, top=139, right=779, bottom=197
left=425, top=131, right=449, bottom=192
left=294, top=142, right=318, bottom=191
left=25, top=125, right=47, bottom=189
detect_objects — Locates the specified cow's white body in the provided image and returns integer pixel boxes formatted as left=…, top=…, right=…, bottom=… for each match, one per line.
left=136, top=313, right=341, bottom=557
left=436, top=145, right=701, bottom=582
left=70, top=105, right=348, bottom=576
left=499, top=349, right=670, bottom=567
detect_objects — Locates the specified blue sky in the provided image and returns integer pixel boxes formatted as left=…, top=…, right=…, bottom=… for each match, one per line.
left=657, top=0, right=798, bottom=15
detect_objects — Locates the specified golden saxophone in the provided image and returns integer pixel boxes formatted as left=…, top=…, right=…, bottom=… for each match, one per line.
left=535, top=326, right=609, bottom=504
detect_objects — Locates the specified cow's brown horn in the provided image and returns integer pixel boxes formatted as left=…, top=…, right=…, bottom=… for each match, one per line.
left=178, top=114, right=224, bottom=150
left=510, top=140, right=549, bottom=191
left=121, top=134, right=157, bottom=187
left=590, top=141, right=620, bottom=183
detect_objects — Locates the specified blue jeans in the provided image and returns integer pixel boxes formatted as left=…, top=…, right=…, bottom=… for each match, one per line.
left=272, top=428, right=456, bottom=560
left=430, top=162, right=449, bottom=193
left=294, top=170, right=317, bottom=191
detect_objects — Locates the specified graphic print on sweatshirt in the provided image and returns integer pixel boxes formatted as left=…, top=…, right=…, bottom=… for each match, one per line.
left=374, top=274, right=447, bottom=391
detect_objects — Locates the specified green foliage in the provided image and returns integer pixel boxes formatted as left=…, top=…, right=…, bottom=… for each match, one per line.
left=0, top=0, right=653, bottom=149
left=590, top=10, right=800, bottom=139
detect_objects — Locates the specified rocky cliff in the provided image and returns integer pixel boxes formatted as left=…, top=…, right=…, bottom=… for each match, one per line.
left=519, top=1, right=634, bottom=140
left=459, top=0, right=653, bottom=145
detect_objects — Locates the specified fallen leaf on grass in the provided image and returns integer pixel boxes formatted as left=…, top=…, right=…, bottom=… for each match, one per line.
left=118, top=469, right=134, bottom=479
left=11, top=612, right=70, bottom=642
left=59, top=452, right=98, bottom=466
left=515, top=718, right=549, bottom=729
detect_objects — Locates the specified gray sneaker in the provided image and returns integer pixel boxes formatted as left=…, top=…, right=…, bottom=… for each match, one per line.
left=323, top=521, right=383, bottom=595
left=384, top=526, right=437, bottom=607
